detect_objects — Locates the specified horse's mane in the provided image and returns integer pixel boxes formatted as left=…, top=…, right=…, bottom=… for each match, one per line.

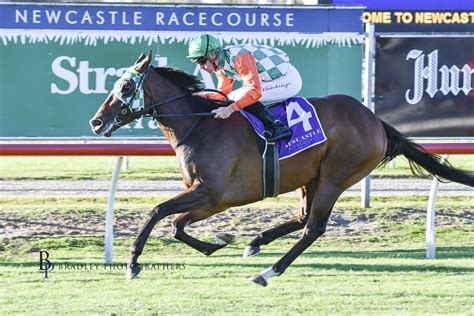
left=152, top=66, right=226, bottom=112
left=153, top=66, right=204, bottom=93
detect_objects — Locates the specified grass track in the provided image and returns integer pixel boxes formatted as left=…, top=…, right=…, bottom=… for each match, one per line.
left=1, top=195, right=473, bottom=315
left=1, top=239, right=473, bottom=315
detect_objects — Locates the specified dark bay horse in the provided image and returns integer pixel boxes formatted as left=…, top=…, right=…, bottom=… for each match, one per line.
left=90, top=52, right=474, bottom=286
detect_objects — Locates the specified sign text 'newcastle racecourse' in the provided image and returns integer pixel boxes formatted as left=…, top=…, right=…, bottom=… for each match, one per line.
left=0, top=4, right=363, bottom=33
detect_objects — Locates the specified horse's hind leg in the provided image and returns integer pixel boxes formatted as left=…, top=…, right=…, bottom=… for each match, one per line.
left=173, top=210, right=234, bottom=256
left=243, top=184, right=315, bottom=257
left=249, top=182, right=342, bottom=287
left=243, top=218, right=307, bottom=257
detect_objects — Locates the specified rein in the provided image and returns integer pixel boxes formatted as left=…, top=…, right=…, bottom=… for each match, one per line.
left=142, top=89, right=228, bottom=147
left=140, top=89, right=229, bottom=118
left=112, top=65, right=230, bottom=147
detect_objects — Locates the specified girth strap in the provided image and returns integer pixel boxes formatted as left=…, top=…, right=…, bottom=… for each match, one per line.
left=262, top=142, right=280, bottom=198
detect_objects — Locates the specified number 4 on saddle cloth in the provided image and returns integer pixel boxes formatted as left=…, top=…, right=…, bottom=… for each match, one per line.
left=240, top=96, right=327, bottom=198
left=241, top=96, right=327, bottom=159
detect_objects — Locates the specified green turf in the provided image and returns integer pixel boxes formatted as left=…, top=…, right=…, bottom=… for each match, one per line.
left=1, top=238, right=473, bottom=315
left=1, top=155, right=472, bottom=180
left=1, top=194, right=473, bottom=315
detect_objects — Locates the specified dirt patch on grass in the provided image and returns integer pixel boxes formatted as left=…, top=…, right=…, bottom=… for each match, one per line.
left=1, top=206, right=471, bottom=242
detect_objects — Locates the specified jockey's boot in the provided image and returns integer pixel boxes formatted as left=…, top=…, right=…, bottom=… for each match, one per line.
left=245, top=102, right=292, bottom=142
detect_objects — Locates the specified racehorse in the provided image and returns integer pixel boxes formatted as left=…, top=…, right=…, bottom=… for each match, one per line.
left=90, top=52, right=474, bottom=287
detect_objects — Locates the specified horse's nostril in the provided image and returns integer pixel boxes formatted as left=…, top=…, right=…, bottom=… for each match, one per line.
left=90, top=119, right=102, bottom=128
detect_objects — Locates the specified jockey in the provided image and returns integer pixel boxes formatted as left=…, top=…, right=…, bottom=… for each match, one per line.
left=187, top=33, right=302, bottom=142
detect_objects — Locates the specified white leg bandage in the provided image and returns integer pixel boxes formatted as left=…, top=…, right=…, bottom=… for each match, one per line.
left=259, top=267, right=279, bottom=282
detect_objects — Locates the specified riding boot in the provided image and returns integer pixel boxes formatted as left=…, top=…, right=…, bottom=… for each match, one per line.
left=245, top=102, right=292, bottom=142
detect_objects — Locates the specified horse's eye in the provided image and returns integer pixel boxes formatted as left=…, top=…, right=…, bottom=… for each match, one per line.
left=120, top=78, right=136, bottom=98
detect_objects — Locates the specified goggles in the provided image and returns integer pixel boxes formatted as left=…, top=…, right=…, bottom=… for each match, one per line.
left=191, top=56, right=208, bottom=65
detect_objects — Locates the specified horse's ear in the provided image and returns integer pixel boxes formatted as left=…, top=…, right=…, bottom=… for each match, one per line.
left=134, top=52, right=146, bottom=65
left=135, top=51, right=153, bottom=73
left=145, top=51, right=153, bottom=64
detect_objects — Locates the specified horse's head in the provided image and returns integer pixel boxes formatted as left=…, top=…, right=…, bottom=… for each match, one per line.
left=90, top=52, right=153, bottom=137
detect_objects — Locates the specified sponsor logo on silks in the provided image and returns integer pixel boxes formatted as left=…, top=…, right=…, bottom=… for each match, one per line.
left=405, top=49, right=474, bottom=104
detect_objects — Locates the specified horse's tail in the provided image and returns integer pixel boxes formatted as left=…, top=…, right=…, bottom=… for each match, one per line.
left=380, top=120, right=474, bottom=187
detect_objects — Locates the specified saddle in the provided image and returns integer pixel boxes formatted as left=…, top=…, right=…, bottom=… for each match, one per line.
left=240, top=96, right=327, bottom=198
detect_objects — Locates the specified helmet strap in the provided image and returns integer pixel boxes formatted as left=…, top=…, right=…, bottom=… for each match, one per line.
left=204, top=34, right=209, bottom=58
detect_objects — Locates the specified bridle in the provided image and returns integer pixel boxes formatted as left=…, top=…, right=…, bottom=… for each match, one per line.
left=111, top=66, right=151, bottom=126
left=111, top=65, right=228, bottom=146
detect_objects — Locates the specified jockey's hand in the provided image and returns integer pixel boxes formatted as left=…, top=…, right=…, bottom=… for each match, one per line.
left=212, top=104, right=235, bottom=119
left=193, top=91, right=210, bottom=98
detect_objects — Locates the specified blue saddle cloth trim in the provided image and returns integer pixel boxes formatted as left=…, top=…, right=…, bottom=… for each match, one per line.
left=240, top=96, right=327, bottom=160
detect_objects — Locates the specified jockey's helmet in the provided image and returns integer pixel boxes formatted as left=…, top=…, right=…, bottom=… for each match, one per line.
left=187, top=33, right=221, bottom=61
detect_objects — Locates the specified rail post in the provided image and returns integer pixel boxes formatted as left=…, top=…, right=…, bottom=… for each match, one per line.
left=105, top=156, right=123, bottom=264
left=361, top=22, right=375, bottom=208
left=426, top=155, right=449, bottom=259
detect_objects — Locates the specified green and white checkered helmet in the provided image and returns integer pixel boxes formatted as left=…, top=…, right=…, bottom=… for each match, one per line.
left=187, top=33, right=221, bottom=59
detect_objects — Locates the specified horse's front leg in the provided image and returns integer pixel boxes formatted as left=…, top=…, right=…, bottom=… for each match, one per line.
left=127, top=186, right=213, bottom=280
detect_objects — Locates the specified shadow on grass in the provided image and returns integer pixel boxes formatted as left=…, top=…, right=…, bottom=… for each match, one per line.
left=188, top=261, right=473, bottom=274
left=210, top=246, right=474, bottom=260
left=1, top=247, right=472, bottom=276
left=293, top=260, right=473, bottom=273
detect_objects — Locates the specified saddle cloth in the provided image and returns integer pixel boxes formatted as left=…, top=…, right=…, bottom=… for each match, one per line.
left=240, top=96, right=327, bottom=159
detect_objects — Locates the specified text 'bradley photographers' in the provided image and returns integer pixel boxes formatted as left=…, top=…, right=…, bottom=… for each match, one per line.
left=38, top=251, right=185, bottom=278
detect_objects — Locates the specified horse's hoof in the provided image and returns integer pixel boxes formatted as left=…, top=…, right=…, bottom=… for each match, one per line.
left=243, top=245, right=260, bottom=258
left=126, top=264, right=142, bottom=280
left=249, top=274, right=268, bottom=287
left=215, top=232, right=235, bottom=246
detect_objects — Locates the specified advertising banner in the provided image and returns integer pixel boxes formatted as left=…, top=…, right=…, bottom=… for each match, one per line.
left=0, top=3, right=364, bottom=138
left=375, top=37, right=474, bottom=137
left=0, top=3, right=363, bottom=33
left=334, top=0, right=473, bottom=10
left=363, top=10, right=474, bottom=32
left=333, top=0, right=474, bottom=32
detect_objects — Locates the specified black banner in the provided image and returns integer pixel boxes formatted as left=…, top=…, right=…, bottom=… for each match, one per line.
left=375, top=37, right=474, bottom=137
